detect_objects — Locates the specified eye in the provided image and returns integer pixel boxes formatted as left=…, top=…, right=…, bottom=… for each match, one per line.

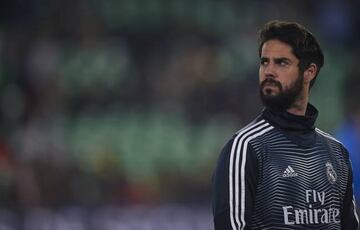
left=280, top=60, right=289, bottom=66
left=275, top=59, right=290, bottom=67
left=260, top=59, right=268, bottom=66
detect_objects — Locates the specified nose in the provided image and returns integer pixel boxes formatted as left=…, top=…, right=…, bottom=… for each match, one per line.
left=263, top=63, right=276, bottom=78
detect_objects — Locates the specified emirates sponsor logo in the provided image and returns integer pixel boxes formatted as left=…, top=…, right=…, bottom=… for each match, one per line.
left=283, top=190, right=340, bottom=225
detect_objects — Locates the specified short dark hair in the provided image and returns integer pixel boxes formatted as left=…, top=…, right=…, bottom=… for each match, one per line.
left=258, top=20, right=324, bottom=88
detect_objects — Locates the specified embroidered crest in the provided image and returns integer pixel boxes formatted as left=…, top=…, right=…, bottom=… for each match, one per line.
left=325, top=162, right=337, bottom=184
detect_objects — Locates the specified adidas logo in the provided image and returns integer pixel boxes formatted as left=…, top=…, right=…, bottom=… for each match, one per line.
left=282, top=166, right=298, bottom=178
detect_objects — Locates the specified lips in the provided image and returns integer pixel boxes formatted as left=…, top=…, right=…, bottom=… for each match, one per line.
left=261, top=79, right=282, bottom=94
left=262, top=78, right=281, bottom=86
left=263, top=82, right=278, bottom=87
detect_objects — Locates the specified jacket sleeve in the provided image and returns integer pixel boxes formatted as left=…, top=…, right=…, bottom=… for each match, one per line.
left=212, top=137, right=259, bottom=230
left=341, top=149, right=359, bottom=230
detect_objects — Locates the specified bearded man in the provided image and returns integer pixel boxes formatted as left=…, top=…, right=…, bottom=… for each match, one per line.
left=212, top=20, right=359, bottom=230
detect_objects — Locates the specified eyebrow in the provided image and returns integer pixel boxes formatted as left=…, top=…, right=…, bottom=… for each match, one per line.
left=274, top=57, right=292, bottom=63
left=260, top=57, right=292, bottom=63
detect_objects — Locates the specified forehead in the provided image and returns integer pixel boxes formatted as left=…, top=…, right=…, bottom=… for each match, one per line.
left=261, top=39, right=297, bottom=60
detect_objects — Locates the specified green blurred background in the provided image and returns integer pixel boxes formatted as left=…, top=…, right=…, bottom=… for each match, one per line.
left=0, top=0, right=359, bottom=229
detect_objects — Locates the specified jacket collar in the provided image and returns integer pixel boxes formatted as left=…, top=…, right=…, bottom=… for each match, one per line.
left=262, top=103, right=318, bottom=132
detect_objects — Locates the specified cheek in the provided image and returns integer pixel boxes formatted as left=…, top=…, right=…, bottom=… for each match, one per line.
left=281, top=68, right=299, bottom=83
left=283, top=75, right=300, bottom=89
left=259, top=68, right=264, bottom=82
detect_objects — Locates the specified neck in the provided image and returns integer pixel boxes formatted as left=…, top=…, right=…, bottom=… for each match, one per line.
left=286, top=90, right=308, bottom=116
left=287, top=106, right=307, bottom=116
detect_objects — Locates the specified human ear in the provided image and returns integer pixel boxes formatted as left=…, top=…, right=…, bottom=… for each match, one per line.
left=304, top=63, right=317, bottom=84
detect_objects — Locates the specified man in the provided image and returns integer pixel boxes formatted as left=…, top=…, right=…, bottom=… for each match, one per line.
left=212, top=20, right=359, bottom=229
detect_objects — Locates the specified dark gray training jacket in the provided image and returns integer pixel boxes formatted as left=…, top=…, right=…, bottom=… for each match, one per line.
left=213, top=104, right=359, bottom=229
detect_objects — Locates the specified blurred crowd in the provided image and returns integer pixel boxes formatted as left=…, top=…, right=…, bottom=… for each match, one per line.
left=0, top=205, right=212, bottom=230
left=0, top=0, right=359, bottom=227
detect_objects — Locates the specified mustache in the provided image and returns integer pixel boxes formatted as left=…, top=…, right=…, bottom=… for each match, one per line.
left=260, top=78, right=282, bottom=89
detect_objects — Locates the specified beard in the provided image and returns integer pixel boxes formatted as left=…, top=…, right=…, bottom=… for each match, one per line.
left=260, top=74, right=304, bottom=112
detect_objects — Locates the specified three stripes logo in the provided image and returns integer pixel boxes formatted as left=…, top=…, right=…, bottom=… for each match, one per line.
left=282, top=166, right=298, bottom=178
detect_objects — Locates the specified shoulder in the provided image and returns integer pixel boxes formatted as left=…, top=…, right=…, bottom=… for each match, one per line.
left=315, top=128, right=345, bottom=147
left=315, top=128, right=350, bottom=159
left=221, top=118, right=274, bottom=155
left=233, top=118, right=274, bottom=141
left=215, top=118, right=274, bottom=176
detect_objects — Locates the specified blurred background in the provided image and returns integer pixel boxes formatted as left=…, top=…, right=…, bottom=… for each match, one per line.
left=0, top=0, right=359, bottom=229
